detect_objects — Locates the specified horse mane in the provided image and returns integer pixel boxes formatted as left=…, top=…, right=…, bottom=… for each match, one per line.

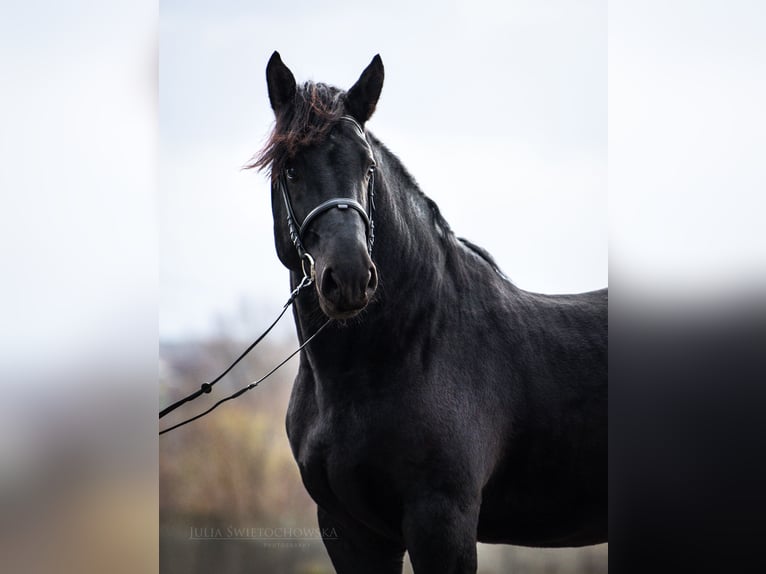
left=457, top=237, right=510, bottom=281
left=367, top=134, right=511, bottom=282
left=248, top=81, right=345, bottom=176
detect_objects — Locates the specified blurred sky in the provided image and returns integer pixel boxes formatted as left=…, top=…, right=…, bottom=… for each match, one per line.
left=1, top=1, right=157, bottom=371
left=159, top=0, right=608, bottom=340
left=609, top=0, right=766, bottom=294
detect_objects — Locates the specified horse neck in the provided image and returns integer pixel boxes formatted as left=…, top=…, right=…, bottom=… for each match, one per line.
left=370, top=138, right=451, bottom=307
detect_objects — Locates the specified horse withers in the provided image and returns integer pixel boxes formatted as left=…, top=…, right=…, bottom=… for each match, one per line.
left=252, top=51, right=607, bottom=574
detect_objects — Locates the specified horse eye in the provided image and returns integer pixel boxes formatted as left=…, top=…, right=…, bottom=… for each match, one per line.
left=367, top=164, right=376, bottom=176
left=285, top=167, right=297, bottom=181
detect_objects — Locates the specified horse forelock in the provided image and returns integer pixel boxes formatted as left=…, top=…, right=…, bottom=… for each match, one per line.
left=248, top=82, right=345, bottom=176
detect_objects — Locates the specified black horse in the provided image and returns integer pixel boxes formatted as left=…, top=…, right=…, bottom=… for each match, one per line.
left=252, top=52, right=607, bottom=574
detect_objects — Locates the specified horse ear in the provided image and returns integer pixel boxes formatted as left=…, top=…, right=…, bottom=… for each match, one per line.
left=345, top=55, right=384, bottom=124
left=266, top=51, right=296, bottom=114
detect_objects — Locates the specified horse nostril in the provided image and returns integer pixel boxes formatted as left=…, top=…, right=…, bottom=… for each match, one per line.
left=367, top=266, right=378, bottom=292
left=322, top=268, right=339, bottom=298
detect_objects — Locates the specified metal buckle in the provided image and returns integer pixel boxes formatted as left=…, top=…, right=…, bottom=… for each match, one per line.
left=286, top=254, right=316, bottom=306
left=301, top=253, right=316, bottom=283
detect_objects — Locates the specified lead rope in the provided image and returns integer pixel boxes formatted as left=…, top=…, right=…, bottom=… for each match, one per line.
left=158, top=270, right=327, bottom=435
left=159, top=317, right=330, bottom=436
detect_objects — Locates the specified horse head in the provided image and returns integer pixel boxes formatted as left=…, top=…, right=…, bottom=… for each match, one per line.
left=260, top=52, right=384, bottom=320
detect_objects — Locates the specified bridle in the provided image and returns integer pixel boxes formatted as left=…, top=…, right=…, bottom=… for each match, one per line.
left=277, top=115, right=376, bottom=281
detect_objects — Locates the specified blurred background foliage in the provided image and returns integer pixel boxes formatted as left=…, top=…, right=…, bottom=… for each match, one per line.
left=159, top=316, right=607, bottom=573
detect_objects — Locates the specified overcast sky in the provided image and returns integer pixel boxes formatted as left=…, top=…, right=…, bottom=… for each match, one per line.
left=159, top=0, right=607, bottom=340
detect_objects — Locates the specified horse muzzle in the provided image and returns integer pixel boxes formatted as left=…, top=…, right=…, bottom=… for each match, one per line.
left=316, top=259, right=378, bottom=319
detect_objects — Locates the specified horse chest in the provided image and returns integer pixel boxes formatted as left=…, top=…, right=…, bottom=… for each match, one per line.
left=288, top=383, right=410, bottom=533
left=292, top=407, right=376, bottom=494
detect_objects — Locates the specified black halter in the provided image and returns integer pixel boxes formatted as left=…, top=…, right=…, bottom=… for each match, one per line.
left=278, top=115, right=376, bottom=276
